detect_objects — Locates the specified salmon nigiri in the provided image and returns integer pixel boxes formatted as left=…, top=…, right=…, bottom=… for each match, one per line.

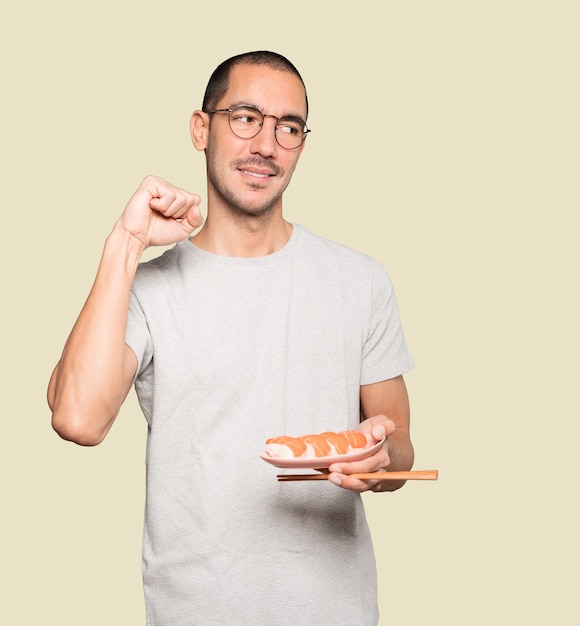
left=264, top=429, right=371, bottom=459
left=319, top=431, right=350, bottom=455
left=300, top=434, right=332, bottom=458
left=340, top=430, right=369, bottom=450
left=265, top=436, right=307, bottom=458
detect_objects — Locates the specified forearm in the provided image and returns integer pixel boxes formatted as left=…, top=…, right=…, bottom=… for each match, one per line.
left=378, top=426, right=415, bottom=492
left=350, top=376, right=414, bottom=492
left=49, top=224, right=145, bottom=445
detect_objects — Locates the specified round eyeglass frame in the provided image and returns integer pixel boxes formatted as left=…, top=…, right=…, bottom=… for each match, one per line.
left=205, top=105, right=311, bottom=150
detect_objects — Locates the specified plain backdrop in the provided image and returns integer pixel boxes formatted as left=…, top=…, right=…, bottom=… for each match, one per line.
left=1, top=1, right=578, bottom=624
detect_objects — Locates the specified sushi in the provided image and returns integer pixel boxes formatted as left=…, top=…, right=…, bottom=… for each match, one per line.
left=263, top=436, right=307, bottom=459
left=265, top=429, right=369, bottom=459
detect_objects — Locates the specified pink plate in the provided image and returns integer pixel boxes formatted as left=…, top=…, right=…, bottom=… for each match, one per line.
left=259, top=437, right=386, bottom=469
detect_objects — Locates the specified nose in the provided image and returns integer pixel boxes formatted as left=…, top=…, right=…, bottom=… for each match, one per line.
left=249, top=116, right=278, bottom=157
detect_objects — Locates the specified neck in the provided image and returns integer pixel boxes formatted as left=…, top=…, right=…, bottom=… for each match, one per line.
left=190, top=207, right=293, bottom=258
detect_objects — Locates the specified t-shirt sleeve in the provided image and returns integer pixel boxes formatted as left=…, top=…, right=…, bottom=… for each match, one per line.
left=360, top=262, right=414, bottom=385
left=125, top=288, right=154, bottom=421
left=126, top=288, right=153, bottom=380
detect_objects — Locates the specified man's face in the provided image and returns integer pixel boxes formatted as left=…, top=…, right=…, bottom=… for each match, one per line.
left=203, top=63, right=308, bottom=217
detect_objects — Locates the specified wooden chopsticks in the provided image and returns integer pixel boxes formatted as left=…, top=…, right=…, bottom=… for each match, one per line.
left=277, top=469, right=438, bottom=482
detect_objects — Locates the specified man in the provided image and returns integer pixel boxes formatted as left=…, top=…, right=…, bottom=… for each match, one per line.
left=48, top=51, right=414, bottom=626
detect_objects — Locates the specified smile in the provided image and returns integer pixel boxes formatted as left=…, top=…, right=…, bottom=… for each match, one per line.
left=240, top=169, right=274, bottom=179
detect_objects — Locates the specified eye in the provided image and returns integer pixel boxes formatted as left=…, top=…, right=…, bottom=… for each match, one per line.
left=231, top=107, right=261, bottom=126
left=277, top=119, right=303, bottom=135
left=278, top=125, right=298, bottom=135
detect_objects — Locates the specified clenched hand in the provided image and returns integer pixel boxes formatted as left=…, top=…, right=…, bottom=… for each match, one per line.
left=118, top=175, right=204, bottom=248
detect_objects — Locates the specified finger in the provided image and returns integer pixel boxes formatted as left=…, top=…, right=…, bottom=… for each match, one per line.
left=141, top=177, right=175, bottom=213
left=146, top=177, right=199, bottom=214
left=180, top=200, right=204, bottom=231
left=328, top=451, right=390, bottom=476
left=364, top=417, right=395, bottom=442
left=149, top=191, right=191, bottom=216
left=369, top=423, right=387, bottom=443
left=327, top=472, right=378, bottom=493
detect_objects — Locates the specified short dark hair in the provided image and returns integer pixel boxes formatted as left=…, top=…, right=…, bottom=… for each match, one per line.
left=202, top=51, right=309, bottom=119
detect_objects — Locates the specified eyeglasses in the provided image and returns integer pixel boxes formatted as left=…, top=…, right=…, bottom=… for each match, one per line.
left=205, top=105, right=310, bottom=150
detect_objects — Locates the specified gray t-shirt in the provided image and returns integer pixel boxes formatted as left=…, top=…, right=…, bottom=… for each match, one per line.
left=126, top=224, right=414, bottom=626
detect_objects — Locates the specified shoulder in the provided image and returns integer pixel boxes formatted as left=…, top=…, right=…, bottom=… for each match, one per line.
left=296, top=225, right=375, bottom=263
left=295, top=225, right=389, bottom=281
left=132, top=243, right=184, bottom=290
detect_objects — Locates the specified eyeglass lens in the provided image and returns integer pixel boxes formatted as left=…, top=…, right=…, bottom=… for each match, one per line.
left=228, top=106, right=307, bottom=149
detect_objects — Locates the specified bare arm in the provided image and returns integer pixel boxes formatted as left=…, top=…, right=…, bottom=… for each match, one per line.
left=327, top=375, right=414, bottom=492
left=48, top=176, right=203, bottom=445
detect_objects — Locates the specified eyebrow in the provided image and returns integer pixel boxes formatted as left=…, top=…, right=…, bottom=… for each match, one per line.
left=228, top=101, right=307, bottom=124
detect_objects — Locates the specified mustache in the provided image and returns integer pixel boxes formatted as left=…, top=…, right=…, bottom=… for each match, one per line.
left=232, top=157, right=282, bottom=176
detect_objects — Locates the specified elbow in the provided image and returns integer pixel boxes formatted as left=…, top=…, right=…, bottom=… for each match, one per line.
left=51, top=409, right=111, bottom=446
left=48, top=376, right=118, bottom=446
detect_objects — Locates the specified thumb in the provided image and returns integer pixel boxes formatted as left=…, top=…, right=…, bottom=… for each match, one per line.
left=371, top=419, right=395, bottom=442
left=181, top=201, right=204, bottom=232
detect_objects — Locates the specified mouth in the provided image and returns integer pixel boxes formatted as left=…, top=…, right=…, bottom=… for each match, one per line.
left=238, top=168, right=276, bottom=180
left=234, top=158, right=280, bottom=182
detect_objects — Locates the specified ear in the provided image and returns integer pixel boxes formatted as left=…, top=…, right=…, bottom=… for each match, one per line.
left=190, top=110, right=209, bottom=151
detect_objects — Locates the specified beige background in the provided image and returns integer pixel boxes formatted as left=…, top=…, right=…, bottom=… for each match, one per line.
left=1, top=1, right=578, bottom=624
